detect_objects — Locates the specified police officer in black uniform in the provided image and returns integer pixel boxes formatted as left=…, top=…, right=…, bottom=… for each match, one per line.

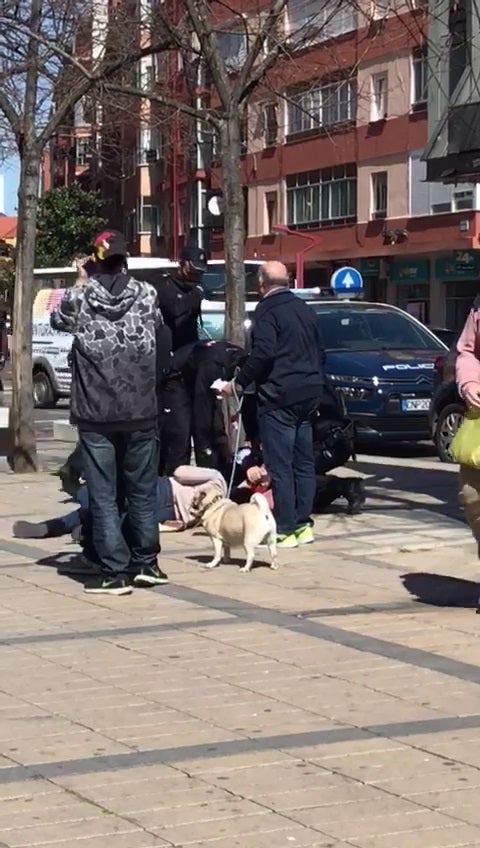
left=154, top=246, right=207, bottom=475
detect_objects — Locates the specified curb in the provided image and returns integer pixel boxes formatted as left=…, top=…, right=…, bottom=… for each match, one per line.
left=52, top=420, right=77, bottom=443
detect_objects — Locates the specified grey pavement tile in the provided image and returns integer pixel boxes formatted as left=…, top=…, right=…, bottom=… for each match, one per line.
left=300, top=808, right=439, bottom=840
left=369, top=767, right=480, bottom=796
left=33, top=837, right=168, bottom=848
left=411, top=787, right=480, bottom=811
left=348, top=823, right=480, bottom=848
left=0, top=472, right=480, bottom=848
left=89, top=783, right=234, bottom=816
left=131, top=797, right=270, bottom=829
left=151, top=811, right=323, bottom=845
left=0, top=818, right=148, bottom=847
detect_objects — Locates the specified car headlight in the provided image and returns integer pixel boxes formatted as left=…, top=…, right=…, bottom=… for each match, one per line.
left=327, top=374, right=366, bottom=384
left=326, top=374, right=370, bottom=400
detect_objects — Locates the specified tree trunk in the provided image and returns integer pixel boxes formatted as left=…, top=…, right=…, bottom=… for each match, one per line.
left=11, top=149, right=40, bottom=472
left=220, top=114, right=246, bottom=347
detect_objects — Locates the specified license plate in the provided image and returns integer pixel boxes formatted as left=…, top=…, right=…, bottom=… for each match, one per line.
left=401, top=398, right=430, bottom=412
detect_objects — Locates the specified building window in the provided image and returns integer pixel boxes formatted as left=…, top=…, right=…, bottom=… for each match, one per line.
left=288, top=0, right=356, bottom=44
left=372, top=171, right=388, bottom=219
left=265, top=191, right=278, bottom=232
left=217, top=29, right=247, bottom=70
left=286, top=164, right=357, bottom=228
left=288, top=88, right=321, bottom=134
left=138, top=200, right=160, bottom=235
left=371, top=0, right=390, bottom=19
left=412, top=46, right=428, bottom=107
left=75, top=136, right=92, bottom=167
left=371, top=72, right=388, bottom=121
left=453, top=189, right=474, bottom=210
left=136, top=59, right=155, bottom=91
left=263, top=103, right=278, bottom=147
left=409, top=148, right=477, bottom=216
left=288, top=79, right=356, bottom=135
left=430, top=201, right=451, bottom=214
left=321, top=80, right=356, bottom=126
left=136, top=128, right=162, bottom=166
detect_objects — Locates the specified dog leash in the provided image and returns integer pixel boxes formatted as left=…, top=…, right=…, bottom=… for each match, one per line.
left=226, top=381, right=244, bottom=500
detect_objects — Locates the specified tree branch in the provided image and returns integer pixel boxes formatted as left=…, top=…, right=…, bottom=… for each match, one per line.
left=102, top=83, right=219, bottom=124
left=38, top=37, right=174, bottom=147
left=0, top=90, right=20, bottom=134
left=0, top=16, right=97, bottom=80
left=232, top=0, right=289, bottom=104
left=22, top=0, right=43, bottom=153
left=182, top=0, right=231, bottom=110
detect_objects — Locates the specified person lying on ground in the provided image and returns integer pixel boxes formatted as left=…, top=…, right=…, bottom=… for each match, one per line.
left=13, top=466, right=227, bottom=540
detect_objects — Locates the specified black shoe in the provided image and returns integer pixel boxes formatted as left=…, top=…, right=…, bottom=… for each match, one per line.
left=13, top=520, right=49, bottom=539
left=343, top=479, right=366, bottom=515
left=133, top=564, right=169, bottom=587
left=84, top=575, right=132, bottom=595
left=57, top=465, right=82, bottom=499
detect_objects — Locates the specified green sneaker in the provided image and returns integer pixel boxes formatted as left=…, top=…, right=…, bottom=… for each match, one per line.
left=84, top=575, right=132, bottom=596
left=296, top=525, right=315, bottom=545
left=277, top=534, right=299, bottom=549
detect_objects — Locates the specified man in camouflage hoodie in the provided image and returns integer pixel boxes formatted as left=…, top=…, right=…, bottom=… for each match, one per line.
left=51, top=230, right=167, bottom=596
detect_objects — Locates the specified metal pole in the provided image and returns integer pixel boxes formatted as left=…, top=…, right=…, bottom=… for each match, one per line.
left=194, top=38, right=204, bottom=250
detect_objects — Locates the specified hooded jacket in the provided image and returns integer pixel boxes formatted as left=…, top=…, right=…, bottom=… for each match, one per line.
left=50, top=273, right=163, bottom=431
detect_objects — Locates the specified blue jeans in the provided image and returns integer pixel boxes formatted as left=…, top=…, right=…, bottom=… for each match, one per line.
left=79, top=428, right=160, bottom=576
left=259, top=399, right=318, bottom=536
left=56, top=478, right=175, bottom=543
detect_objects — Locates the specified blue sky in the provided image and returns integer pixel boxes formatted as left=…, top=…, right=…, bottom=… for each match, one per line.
left=2, top=158, right=20, bottom=215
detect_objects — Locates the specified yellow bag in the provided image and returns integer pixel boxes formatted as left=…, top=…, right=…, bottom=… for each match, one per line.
left=450, top=409, right=480, bottom=467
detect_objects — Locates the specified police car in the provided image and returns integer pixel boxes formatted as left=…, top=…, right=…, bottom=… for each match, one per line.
left=201, top=286, right=448, bottom=444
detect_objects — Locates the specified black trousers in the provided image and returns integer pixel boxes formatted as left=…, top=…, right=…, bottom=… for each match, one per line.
left=158, top=375, right=193, bottom=476
left=64, top=443, right=84, bottom=476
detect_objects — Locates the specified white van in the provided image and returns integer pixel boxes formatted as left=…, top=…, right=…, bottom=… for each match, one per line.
left=31, top=258, right=263, bottom=407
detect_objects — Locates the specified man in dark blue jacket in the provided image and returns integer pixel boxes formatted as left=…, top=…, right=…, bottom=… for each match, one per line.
left=223, top=261, right=324, bottom=548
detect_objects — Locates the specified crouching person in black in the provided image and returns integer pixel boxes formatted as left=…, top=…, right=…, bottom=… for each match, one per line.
left=313, top=385, right=366, bottom=515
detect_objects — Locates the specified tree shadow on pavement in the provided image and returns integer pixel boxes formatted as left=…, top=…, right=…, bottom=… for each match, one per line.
left=35, top=551, right=90, bottom=585
left=401, top=572, right=479, bottom=608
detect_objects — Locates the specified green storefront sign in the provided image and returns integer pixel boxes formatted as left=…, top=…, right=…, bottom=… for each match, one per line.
left=391, top=260, right=430, bottom=284
left=435, top=251, right=480, bottom=280
left=360, top=258, right=380, bottom=277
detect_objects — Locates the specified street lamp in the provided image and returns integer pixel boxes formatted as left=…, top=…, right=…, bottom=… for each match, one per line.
left=272, top=224, right=322, bottom=288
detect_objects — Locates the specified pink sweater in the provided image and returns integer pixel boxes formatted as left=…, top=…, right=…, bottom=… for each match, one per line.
left=456, top=309, right=480, bottom=397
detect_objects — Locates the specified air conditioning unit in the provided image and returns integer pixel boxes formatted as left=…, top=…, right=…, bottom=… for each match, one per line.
left=145, top=148, right=159, bottom=163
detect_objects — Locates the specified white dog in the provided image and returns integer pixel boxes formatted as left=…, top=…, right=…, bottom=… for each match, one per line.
left=191, top=488, right=278, bottom=573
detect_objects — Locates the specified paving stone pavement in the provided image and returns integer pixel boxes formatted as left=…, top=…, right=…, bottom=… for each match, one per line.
left=0, top=468, right=479, bottom=846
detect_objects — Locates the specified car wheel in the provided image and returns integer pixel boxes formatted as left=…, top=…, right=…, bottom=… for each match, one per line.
left=33, top=370, right=57, bottom=409
left=434, top=402, right=465, bottom=463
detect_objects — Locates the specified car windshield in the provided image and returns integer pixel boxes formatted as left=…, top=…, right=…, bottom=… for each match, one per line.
left=201, top=264, right=260, bottom=297
left=199, top=313, right=226, bottom=340
left=312, top=305, right=446, bottom=352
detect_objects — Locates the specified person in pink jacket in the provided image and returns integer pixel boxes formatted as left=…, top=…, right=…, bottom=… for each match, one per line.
left=455, top=307, right=480, bottom=544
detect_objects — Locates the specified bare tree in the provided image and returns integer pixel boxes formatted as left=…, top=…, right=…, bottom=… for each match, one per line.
left=0, top=0, right=172, bottom=471
left=105, top=0, right=389, bottom=342
left=156, top=0, right=290, bottom=344
left=1, top=0, right=428, bottom=470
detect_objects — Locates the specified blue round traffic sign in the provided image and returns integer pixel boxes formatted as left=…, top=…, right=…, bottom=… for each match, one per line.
left=330, top=266, right=364, bottom=292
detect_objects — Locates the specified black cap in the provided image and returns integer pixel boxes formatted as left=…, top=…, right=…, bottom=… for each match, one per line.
left=180, top=245, right=208, bottom=272
left=93, top=230, right=128, bottom=260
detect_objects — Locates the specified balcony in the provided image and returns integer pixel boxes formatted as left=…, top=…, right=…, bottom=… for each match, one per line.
left=424, top=0, right=480, bottom=182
